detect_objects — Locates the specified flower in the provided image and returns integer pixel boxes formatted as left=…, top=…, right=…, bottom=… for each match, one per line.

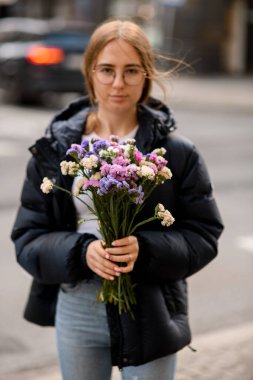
left=151, top=147, right=166, bottom=156
left=40, top=136, right=174, bottom=318
left=72, top=178, right=85, bottom=196
left=80, top=155, right=99, bottom=169
left=60, top=161, right=79, bottom=176
left=40, top=177, right=53, bottom=194
left=158, top=166, right=172, bottom=180
left=155, top=203, right=175, bottom=226
left=137, top=165, right=156, bottom=180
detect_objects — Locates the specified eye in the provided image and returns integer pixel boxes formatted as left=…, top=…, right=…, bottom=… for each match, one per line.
left=125, top=68, right=140, bottom=75
left=99, top=67, right=114, bottom=75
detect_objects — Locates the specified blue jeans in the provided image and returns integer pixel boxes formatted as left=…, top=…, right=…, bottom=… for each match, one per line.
left=56, top=279, right=177, bottom=380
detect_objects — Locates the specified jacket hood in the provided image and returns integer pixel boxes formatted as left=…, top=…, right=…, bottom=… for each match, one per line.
left=45, top=95, right=177, bottom=156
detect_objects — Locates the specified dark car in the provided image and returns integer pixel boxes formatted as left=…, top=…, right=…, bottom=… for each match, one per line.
left=0, top=17, right=91, bottom=103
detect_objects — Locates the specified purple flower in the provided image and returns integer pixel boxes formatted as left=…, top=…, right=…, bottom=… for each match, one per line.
left=81, top=139, right=90, bottom=151
left=66, top=144, right=81, bottom=158
left=92, top=139, right=110, bottom=153
left=98, top=176, right=119, bottom=195
left=128, top=185, right=144, bottom=204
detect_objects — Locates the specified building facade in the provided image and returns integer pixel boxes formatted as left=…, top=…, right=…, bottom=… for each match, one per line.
left=0, top=0, right=252, bottom=74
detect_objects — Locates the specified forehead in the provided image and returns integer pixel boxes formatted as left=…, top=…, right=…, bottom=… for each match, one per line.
left=96, top=39, right=142, bottom=66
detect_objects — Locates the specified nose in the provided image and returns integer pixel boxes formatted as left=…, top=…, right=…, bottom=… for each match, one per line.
left=112, top=71, right=125, bottom=87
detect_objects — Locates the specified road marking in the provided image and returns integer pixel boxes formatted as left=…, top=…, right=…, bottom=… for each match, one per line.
left=236, top=235, right=253, bottom=252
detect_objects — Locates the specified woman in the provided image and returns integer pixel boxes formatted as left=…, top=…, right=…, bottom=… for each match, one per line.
left=11, top=19, right=224, bottom=380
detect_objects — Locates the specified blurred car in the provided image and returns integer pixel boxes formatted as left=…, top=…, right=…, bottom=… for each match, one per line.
left=0, top=17, right=91, bottom=103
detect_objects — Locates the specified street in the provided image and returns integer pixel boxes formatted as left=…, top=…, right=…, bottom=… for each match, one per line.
left=0, top=77, right=253, bottom=376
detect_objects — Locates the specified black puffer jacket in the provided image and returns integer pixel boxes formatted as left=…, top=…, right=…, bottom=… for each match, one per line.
left=11, top=96, right=224, bottom=368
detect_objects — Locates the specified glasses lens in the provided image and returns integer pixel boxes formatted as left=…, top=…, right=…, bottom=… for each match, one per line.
left=95, top=68, right=114, bottom=84
left=124, top=69, right=145, bottom=85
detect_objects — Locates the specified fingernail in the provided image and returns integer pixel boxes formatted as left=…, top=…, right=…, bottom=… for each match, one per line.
left=112, top=241, right=117, bottom=246
left=105, top=254, right=110, bottom=259
left=110, top=276, right=114, bottom=280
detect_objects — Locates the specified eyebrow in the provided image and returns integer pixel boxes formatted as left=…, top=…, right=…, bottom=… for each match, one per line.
left=96, top=63, right=143, bottom=68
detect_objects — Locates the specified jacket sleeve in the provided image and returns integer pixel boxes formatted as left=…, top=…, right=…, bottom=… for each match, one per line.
left=11, top=156, right=96, bottom=284
left=133, top=141, right=224, bottom=283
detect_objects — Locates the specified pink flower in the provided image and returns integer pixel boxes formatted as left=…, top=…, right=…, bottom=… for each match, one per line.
left=147, top=153, right=168, bottom=170
left=83, top=179, right=100, bottom=189
left=112, top=156, right=130, bottom=166
left=134, top=151, right=143, bottom=162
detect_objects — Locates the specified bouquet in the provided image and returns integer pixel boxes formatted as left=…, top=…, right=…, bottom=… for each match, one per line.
left=41, top=135, right=174, bottom=318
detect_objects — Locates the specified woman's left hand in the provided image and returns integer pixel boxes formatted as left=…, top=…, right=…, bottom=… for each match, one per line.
left=104, top=236, right=139, bottom=274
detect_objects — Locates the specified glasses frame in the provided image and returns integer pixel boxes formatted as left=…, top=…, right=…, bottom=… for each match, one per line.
left=92, top=66, right=147, bottom=86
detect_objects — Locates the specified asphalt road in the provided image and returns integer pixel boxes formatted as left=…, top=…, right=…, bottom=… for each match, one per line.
left=0, top=78, right=253, bottom=375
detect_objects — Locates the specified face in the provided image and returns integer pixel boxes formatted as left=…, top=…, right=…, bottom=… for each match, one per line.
left=92, top=39, right=146, bottom=115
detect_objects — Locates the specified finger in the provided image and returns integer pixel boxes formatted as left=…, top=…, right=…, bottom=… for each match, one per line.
left=107, top=253, right=136, bottom=263
left=105, top=245, right=134, bottom=255
left=106, top=239, right=138, bottom=255
left=116, top=261, right=134, bottom=274
left=86, top=242, right=122, bottom=277
left=92, top=259, right=121, bottom=280
left=112, top=236, right=136, bottom=247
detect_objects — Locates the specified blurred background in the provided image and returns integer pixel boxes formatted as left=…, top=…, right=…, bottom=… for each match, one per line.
left=0, top=0, right=253, bottom=379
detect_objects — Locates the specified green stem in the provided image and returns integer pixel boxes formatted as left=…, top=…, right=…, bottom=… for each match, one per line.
left=129, top=216, right=157, bottom=235
left=52, top=183, right=97, bottom=215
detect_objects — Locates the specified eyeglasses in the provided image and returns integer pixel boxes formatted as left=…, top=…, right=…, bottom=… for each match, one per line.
left=92, top=66, right=147, bottom=86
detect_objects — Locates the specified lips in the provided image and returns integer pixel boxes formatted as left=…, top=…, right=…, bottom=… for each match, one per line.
left=109, top=95, right=127, bottom=100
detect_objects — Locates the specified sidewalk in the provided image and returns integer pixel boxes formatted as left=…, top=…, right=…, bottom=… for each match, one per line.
left=155, top=75, right=253, bottom=113
left=1, top=322, right=253, bottom=380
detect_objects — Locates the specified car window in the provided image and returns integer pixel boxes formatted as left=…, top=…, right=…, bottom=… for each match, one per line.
left=43, top=32, right=89, bottom=50
left=0, top=31, right=42, bottom=43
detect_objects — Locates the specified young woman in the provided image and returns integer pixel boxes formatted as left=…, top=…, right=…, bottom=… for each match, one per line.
left=11, top=19, right=224, bottom=380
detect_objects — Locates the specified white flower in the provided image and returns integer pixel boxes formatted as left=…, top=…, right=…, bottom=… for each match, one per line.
left=138, top=165, right=156, bottom=180
left=108, top=146, right=119, bottom=154
left=72, top=178, right=84, bottom=196
left=142, top=161, right=157, bottom=170
left=68, top=162, right=80, bottom=175
left=60, top=161, right=69, bottom=175
left=158, top=167, right=172, bottom=180
left=155, top=203, right=175, bottom=227
left=60, top=161, right=79, bottom=175
left=152, top=148, right=166, bottom=156
left=40, top=177, right=53, bottom=194
left=99, top=150, right=108, bottom=158
left=157, top=203, right=165, bottom=212
left=80, top=155, right=98, bottom=169
left=123, top=145, right=131, bottom=158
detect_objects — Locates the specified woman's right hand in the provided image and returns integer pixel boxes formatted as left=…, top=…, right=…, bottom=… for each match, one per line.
left=86, top=240, right=121, bottom=280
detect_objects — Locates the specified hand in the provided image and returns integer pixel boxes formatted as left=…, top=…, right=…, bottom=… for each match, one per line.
left=105, top=236, right=139, bottom=274
left=86, top=240, right=122, bottom=281
left=86, top=236, right=139, bottom=281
